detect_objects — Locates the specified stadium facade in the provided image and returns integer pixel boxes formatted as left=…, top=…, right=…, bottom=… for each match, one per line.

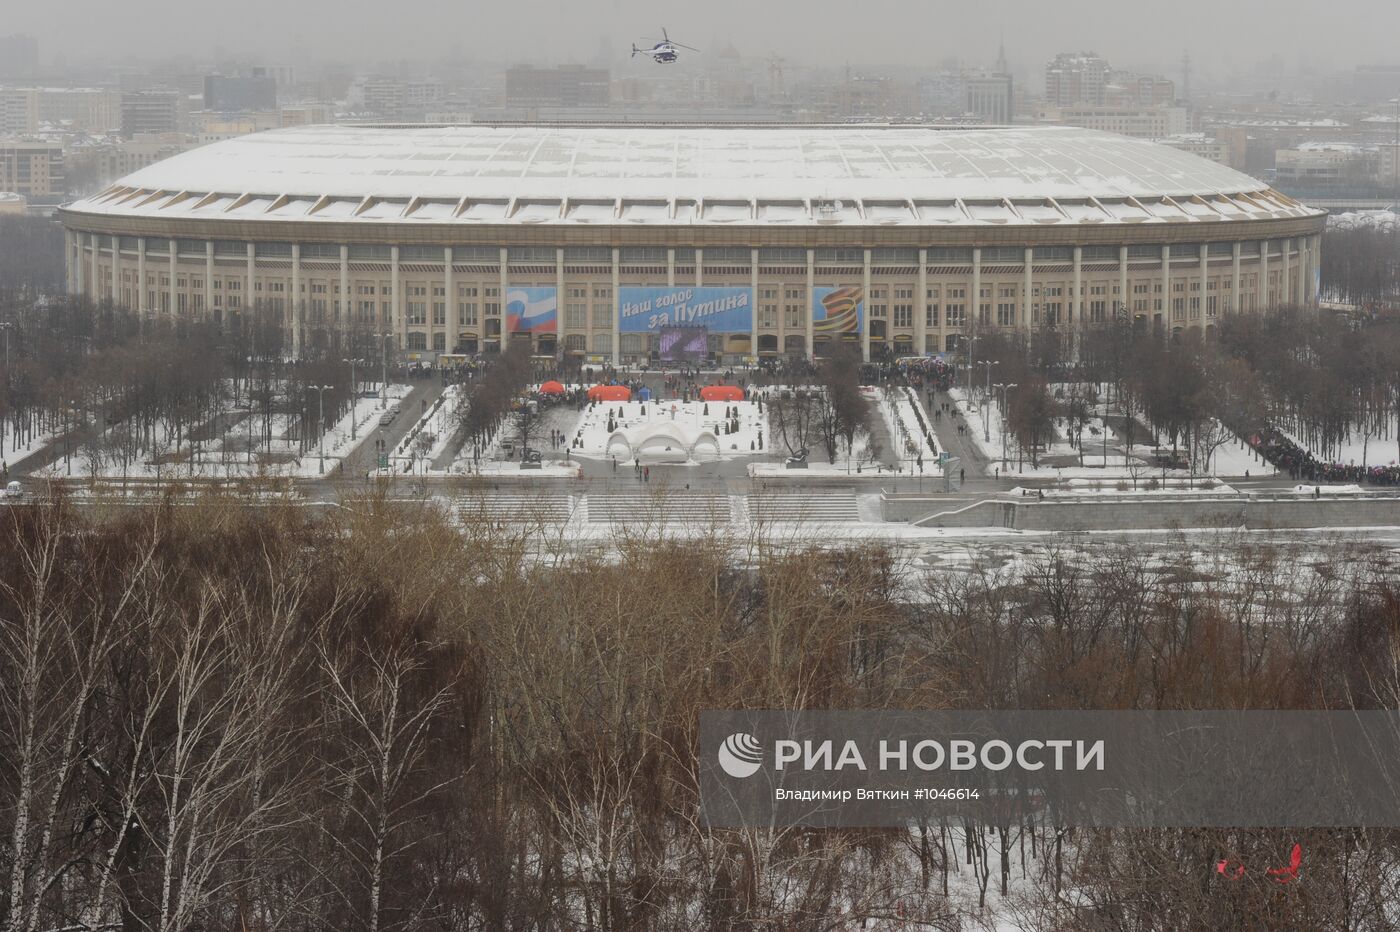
left=58, top=123, right=1326, bottom=364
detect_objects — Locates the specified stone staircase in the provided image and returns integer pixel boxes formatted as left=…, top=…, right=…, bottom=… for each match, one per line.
left=456, top=489, right=575, bottom=527
left=747, top=488, right=862, bottom=523
left=586, top=486, right=732, bottom=527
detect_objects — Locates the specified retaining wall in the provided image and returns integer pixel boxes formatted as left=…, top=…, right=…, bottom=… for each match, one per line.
left=883, top=493, right=1400, bottom=531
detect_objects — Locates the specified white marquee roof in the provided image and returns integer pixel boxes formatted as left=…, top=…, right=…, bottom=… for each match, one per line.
left=68, top=123, right=1319, bottom=228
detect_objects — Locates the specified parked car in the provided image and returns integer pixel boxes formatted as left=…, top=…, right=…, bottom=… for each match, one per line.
left=3, top=481, right=23, bottom=499
left=378, top=411, right=396, bottom=427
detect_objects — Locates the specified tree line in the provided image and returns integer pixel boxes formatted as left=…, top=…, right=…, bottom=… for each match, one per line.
left=3, top=497, right=1399, bottom=930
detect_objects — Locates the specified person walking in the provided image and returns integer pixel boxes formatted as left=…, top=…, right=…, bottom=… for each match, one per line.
left=959, top=467, right=965, bottom=484
left=643, top=465, right=650, bottom=483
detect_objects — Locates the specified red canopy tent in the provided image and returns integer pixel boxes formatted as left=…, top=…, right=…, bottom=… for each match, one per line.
left=699, top=384, right=744, bottom=402
left=538, top=380, right=566, bottom=395
left=588, top=384, right=632, bottom=402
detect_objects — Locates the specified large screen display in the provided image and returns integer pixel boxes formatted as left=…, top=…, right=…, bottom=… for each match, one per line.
left=658, top=326, right=708, bottom=360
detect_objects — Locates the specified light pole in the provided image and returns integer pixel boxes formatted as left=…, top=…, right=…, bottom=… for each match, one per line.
left=0, top=321, right=12, bottom=387
left=309, top=384, right=331, bottom=473
left=994, top=382, right=1018, bottom=471
left=349, top=347, right=357, bottom=441
left=379, top=332, right=392, bottom=409
left=978, top=359, right=999, bottom=442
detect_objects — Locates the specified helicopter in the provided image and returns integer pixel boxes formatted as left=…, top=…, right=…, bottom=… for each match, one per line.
left=631, top=28, right=699, bottom=64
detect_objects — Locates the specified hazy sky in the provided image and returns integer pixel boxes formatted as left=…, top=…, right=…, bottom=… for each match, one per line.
left=11, top=0, right=1398, bottom=78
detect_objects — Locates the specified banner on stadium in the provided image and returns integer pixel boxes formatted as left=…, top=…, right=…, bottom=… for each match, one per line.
left=812, top=286, right=864, bottom=335
left=619, top=286, right=752, bottom=333
left=506, top=287, right=557, bottom=333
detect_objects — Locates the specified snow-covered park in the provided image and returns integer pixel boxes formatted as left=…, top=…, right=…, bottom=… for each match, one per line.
left=571, top=398, right=766, bottom=464
left=949, top=386, right=1270, bottom=479
left=31, top=382, right=412, bottom=480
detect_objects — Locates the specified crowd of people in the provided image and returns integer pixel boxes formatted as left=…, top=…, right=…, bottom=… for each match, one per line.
left=1246, top=424, right=1400, bottom=485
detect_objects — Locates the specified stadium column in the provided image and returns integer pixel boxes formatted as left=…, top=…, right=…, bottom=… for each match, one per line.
left=63, top=230, right=72, bottom=294
left=971, top=247, right=982, bottom=353
left=111, top=238, right=120, bottom=306
left=446, top=248, right=458, bottom=354
left=90, top=233, right=98, bottom=302
left=1280, top=237, right=1291, bottom=304
left=1310, top=234, right=1322, bottom=303
left=1198, top=243, right=1208, bottom=328
left=806, top=249, right=815, bottom=360
left=167, top=248, right=175, bottom=319
left=667, top=248, right=675, bottom=287
left=861, top=248, right=872, bottom=363
left=205, top=241, right=214, bottom=322
left=1072, top=245, right=1082, bottom=337
left=1261, top=240, right=1271, bottom=309
left=292, top=243, right=302, bottom=357
left=498, top=247, right=508, bottom=355
left=137, top=239, right=146, bottom=319
left=246, top=244, right=255, bottom=330
left=1027, top=247, right=1036, bottom=329
left=916, top=249, right=927, bottom=355
left=392, top=246, right=403, bottom=355
left=1295, top=238, right=1307, bottom=305
left=340, top=245, right=349, bottom=346
left=552, top=248, right=562, bottom=357
left=1159, top=245, right=1169, bottom=328
left=750, top=248, right=758, bottom=368
left=70, top=231, right=81, bottom=295
left=1230, top=242, right=1241, bottom=313
left=1117, top=246, right=1127, bottom=317
left=611, top=247, right=621, bottom=366
left=695, top=248, right=703, bottom=287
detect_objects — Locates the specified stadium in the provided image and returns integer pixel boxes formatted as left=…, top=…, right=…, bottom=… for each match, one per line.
left=58, top=123, right=1326, bottom=365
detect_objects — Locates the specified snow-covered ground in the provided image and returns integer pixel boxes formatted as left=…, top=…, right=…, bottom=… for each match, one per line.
left=876, top=386, right=941, bottom=471
left=32, top=383, right=412, bottom=479
left=570, top=398, right=766, bottom=464
left=1, top=424, right=60, bottom=468
left=950, top=388, right=1268, bottom=479
left=1280, top=422, right=1400, bottom=468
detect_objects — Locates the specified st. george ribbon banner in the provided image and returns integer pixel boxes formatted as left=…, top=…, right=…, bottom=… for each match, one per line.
left=700, top=710, right=1400, bottom=828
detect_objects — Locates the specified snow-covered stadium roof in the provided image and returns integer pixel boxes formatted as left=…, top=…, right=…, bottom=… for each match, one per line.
left=68, top=123, right=1319, bottom=228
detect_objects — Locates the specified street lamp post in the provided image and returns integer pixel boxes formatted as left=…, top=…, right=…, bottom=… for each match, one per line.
left=0, top=321, right=12, bottom=387
left=994, top=382, right=1018, bottom=471
left=309, top=384, right=331, bottom=473
left=380, top=332, right=392, bottom=409
left=979, top=360, right=999, bottom=442
left=349, top=349, right=357, bottom=441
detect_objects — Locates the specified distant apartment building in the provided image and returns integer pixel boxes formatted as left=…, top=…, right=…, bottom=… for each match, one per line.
left=279, top=104, right=333, bottom=127
left=0, top=87, right=39, bottom=135
left=66, top=133, right=190, bottom=191
left=966, top=73, right=1014, bottom=124
left=121, top=88, right=182, bottom=137
left=1045, top=52, right=1110, bottom=107
left=1274, top=144, right=1376, bottom=191
left=352, top=78, right=404, bottom=115
left=1380, top=144, right=1400, bottom=191
left=37, top=87, right=121, bottom=132
left=192, top=110, right=281, bottom=144
left=1106, top=72, right=1176, bottom=108
left=1047, top=105, right=1190, bottom=139
left=204, top=72, right=278, bottom=111
left=505, top=65, right=610, bottom=108
left=1, top=86, right=122, bottom=134
left=0, top=140, right=64, bottom=199
left=1158, top=128, right=1248, bottom=170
